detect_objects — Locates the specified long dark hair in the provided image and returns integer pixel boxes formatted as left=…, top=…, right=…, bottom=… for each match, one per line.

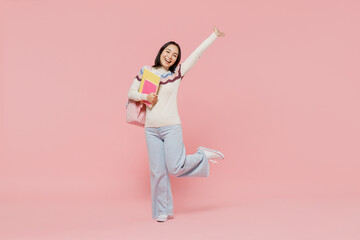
left=152, top=41, right=181, bottom=73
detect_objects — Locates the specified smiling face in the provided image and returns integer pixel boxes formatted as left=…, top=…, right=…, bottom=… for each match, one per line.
left=160, top=44, right=179, bottom=70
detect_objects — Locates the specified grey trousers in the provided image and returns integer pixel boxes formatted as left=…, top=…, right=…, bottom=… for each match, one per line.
left=145, top=124, right=209, bottom=219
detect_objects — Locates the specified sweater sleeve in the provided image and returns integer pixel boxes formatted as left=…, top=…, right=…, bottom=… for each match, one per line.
left=180, top=32, right=218, bottom=77
left=127, top=66, right=148, bottom=101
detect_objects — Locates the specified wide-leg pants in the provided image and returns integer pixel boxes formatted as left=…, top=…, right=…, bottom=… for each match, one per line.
left=145, top=124, right=209, bottom=219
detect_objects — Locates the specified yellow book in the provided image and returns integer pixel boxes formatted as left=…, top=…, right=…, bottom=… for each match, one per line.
left=138, top=67, right=161, bottom=108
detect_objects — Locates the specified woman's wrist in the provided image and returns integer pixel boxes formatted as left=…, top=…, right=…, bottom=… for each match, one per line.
left=141, top=94, right=148, bottom=101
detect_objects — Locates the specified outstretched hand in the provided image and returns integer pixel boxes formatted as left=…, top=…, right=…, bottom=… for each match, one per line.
left=214, top=26, right=225, bottom=37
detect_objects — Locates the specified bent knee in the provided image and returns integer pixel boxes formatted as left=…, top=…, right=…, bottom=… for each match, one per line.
left=167, top=165, right=183, bottom=177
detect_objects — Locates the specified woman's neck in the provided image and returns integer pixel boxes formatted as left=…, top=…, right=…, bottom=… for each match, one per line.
left=154, top=66, right=168, bottom=72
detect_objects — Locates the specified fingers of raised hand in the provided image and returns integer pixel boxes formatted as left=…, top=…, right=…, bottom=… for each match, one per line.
left=214, top=26, right=225, bottom=37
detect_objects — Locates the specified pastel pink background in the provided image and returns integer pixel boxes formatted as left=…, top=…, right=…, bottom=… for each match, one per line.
left=1, top=0, right=360, bottom=239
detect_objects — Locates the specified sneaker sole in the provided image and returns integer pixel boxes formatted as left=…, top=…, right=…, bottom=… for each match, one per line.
left=157, top=219, right=168, bottom=222
left=198, top=146, right=225, bottom=160
left=156, top=215, right=173, bottom=222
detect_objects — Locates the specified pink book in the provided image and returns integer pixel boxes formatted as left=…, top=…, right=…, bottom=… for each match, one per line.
left=141, top=80, right=157, bottom=107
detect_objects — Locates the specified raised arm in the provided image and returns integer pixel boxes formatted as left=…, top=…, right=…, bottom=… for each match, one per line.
left=180, top=26, right=225, bottom=77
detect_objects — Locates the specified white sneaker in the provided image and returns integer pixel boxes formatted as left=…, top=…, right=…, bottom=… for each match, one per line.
left=156, top=214, right=170, bottom=222
left=198, top=146, right=225, bottom=164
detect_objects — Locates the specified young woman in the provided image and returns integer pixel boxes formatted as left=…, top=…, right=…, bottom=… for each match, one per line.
left=128, top=26, right=226, bottom=222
